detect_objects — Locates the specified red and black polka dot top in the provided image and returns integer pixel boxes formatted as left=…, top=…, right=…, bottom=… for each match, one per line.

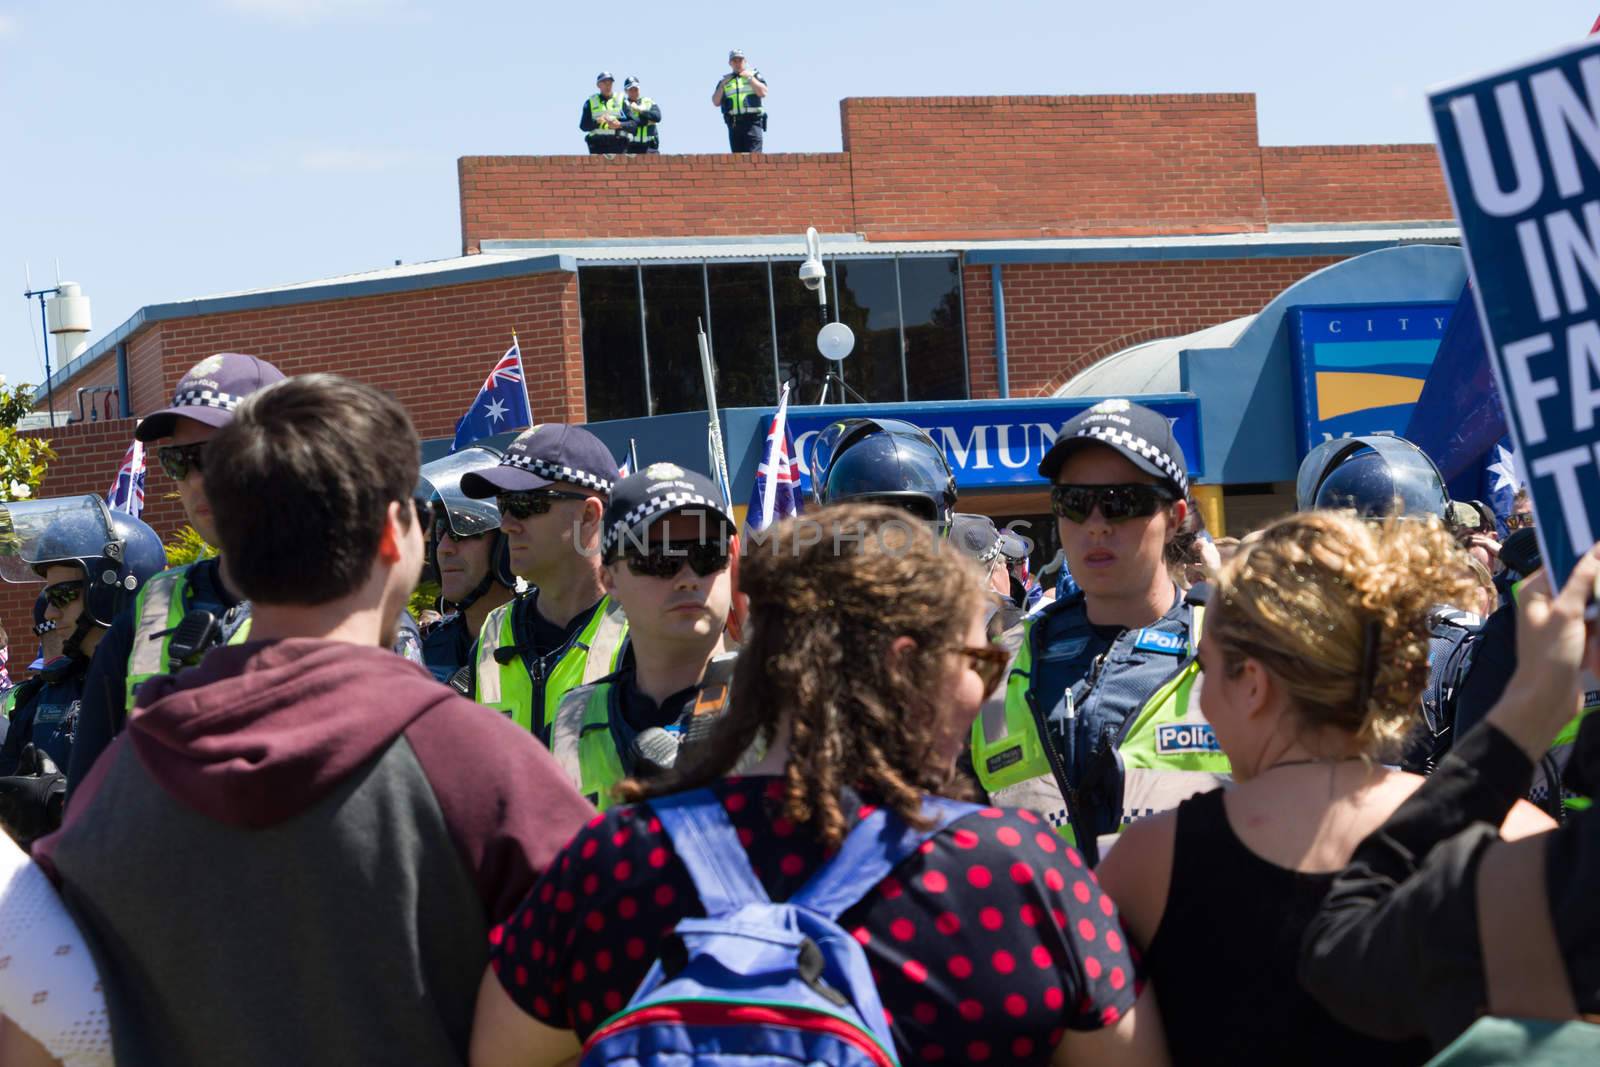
left=489, top=776, right=1141, bottom=1064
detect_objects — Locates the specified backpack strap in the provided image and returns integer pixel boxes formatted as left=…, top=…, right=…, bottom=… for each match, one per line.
left=650, top=788, right=771, bottom=915
left=791, top=796, right=980, bottom=920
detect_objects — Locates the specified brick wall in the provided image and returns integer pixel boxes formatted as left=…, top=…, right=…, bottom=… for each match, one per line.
left=842, top=95, right=1267, bottom=240
left=962, top=263, right=998, bottom=398
left=457, top=154, right=855, bottom=252
left=997, top=256, right=1348, bottom=396
left=1263, top=145, right=1450, bottom=224
left=146, top=271, right=580, bottom=442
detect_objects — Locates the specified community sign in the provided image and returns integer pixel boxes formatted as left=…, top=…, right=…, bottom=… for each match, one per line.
left=1433, top=36, right=1600, bottom=585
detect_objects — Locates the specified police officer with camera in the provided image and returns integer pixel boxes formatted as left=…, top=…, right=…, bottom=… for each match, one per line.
left=549, top=464, right=738, bottom=808
left=0, top=495, right=165, bottom=843
left=417, top=446, right=518, bottom=683
left=66, top=353, right=285, bottom=793
left=969, top=400, right=1230, bottom=864
left=711, top=48, right=767, bottom=153
left=459, top=424, right=629, bottom=746
left=580, top=71, right=628, bottom=154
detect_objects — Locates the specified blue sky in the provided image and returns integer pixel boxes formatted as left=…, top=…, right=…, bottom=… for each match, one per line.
left=0, top=1, right=1588, bottom=399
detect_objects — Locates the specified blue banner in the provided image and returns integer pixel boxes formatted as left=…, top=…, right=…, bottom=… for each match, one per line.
left=1289, top=302, right=1455, bottom=458
left=1405, top=284, right=1508, bottom=496
left=783, top=396, right=1203, bottom=495
left=1432, top=37, right=1600, bottom=584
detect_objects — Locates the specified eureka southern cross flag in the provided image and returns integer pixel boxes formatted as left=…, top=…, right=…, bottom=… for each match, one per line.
left=452, top=337, right=532, bottom=453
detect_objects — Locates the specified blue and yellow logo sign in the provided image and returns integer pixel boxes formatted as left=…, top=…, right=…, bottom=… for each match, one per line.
left=1289, top=303, right=1456, bottom=457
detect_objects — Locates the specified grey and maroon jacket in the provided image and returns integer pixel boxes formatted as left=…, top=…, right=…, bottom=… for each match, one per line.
left=34, top=638, right=596, bottom=1067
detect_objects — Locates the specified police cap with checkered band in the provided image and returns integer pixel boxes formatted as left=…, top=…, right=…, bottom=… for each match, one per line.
left=134, top=353, right=287, bottom=442
left=459, top=423, right=618, bottom=498
left=601, top=463, right=734, bottom=562
left=1038, top=398, right=1189, bottom=497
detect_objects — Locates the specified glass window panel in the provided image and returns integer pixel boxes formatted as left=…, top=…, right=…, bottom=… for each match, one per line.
left=899, top=257, right=967, bottom=401
left=833, top=258, right=904, bottom=403
left=772, top=260, right=838, bottom=404
left=579, top=267, right=647, bottom=422
left=642, top=265, right=710, bottom=416
left=706, top=263, right=775, bottom=408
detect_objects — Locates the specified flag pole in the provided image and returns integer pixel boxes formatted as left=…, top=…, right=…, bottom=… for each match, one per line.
left=629, top=437, right=640, bottom=472
left=698, top=319, right=733, bottom=507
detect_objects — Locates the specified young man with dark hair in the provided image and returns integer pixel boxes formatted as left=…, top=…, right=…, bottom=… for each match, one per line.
left=34, top=374, right=594, bottom=1067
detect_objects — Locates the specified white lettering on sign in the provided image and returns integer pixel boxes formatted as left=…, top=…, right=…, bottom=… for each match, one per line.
left=1517, top=217, right=1563, bottom=321
left=1570, top=320, right=1600, bottom=432
left=1545, top=200, right=1600, bottom=316
left=938, top=425, right=992, bottom=470
left=1453, top=81, right=1545, bottom=216
left=1530, top=58, right=1600, bottom=200
left=994, top=424, right=1031, bottom=469
left=1531, top=444, right=1599, bottom=549
left=1502, top=333, right=1560, bottom=444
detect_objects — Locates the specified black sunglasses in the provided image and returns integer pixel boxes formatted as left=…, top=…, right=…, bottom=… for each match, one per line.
left=1051, top=483, right=1175, bottom=524
left=1504, top=512, right=1535, bottom=531
left=44, top=580, right=84, bottom=609
left=157, top=443, right=207, bottom=482
left=496, top=490, right=592, bottom=519
left=622, top=541, right=730, bottom=579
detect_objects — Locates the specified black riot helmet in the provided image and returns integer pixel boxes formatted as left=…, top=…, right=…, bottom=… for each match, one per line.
left=809, top=418, right=958, bottom=528
left=0, top=495, right=167, bottom=656
left=418, top=446, right=515, bottom=611
left=1296, top=435, right=1451, bottom=522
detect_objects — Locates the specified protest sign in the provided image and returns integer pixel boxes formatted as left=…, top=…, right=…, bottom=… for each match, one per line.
left=1432, top=36, right=1600, bottom=585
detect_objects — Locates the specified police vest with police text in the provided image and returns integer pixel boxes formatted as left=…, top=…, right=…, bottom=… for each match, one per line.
left=126, top=564, right=254, bottom=706
left=970, top=590, right=1230, bottom=861
left=473, top=594, right=629, bottom=739
left=587, top=93, right=625, bottom=141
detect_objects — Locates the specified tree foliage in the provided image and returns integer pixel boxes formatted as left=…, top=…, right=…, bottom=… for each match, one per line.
left=0, top=379, right=54, bottom=502
left=163, top=525, right=218, bottom=568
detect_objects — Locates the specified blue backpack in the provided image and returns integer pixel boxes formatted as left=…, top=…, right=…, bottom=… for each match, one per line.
left=581, top=788, right=977, bottom=1067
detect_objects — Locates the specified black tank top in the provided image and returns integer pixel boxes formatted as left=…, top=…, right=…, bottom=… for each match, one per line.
left=1144, top=789, right=1432, bottom=1066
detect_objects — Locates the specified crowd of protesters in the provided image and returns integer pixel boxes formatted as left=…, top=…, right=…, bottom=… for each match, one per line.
left=0, top=353, right=1594, bottom=1066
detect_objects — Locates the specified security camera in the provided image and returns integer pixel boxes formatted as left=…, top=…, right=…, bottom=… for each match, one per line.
left=798, top=257, right=826, bottom=291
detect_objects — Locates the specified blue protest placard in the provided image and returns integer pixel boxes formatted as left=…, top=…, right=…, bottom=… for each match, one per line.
left=1432, top=37, right=1600, bottom=585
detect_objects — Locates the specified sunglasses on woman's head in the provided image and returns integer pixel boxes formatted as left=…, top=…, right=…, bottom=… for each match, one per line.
left=1050, top=483, right=1175, bottom=524
left=496, top=489, right=592, bottom=519
left=43, top=580, right=84, bottom=609
left=621, top=541, right=730, bottom=579
left=156, top=443, right=207, bottom=482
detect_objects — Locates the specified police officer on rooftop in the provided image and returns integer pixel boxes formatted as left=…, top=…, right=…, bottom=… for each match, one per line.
left=711, top=48, right=768, bottom=153
left=969, top=399, right=1231, bottom=863
left=580, top=71, right=627, bottom=155
left=617, top=76, right=662, bottom=154
left=549, top=463, right=738, bottom=809
left=67, top=353, right=285, bottom=793
left=460, top=424, right=629, bottom=746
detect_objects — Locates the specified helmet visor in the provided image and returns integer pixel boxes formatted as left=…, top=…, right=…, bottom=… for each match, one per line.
left=0, top=495, right=115, bottom=584
left=420, top=448, right=503, bottom=538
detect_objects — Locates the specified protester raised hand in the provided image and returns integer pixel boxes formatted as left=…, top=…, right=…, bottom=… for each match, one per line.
left=1489, top=542, right=1600, bottom=761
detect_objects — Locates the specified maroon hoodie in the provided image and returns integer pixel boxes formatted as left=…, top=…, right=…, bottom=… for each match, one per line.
left=36, top=638, right=595, bottom=1067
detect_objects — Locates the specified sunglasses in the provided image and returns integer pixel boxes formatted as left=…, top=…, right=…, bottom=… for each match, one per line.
left=496, top=490, right=593, bottom=519
left=44, top=580, right=84, bottom=609
left=157, top=443, right=208, bottom=482
left=1051, top=483, right=1175, bottom=524
left=1505, top=512, right=1535, bottom=531
left=948, top=644, right=1010, bottom=696
left=622, top=541, right=730, bottom=579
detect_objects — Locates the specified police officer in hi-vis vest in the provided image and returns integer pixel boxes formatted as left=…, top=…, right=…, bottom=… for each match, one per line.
left=579, top=71, right=627, bottom=155
left=969, top=399, right=1231, bottom=864
left=67, top=353, right=285, bottom=794
left=459, top=424, right=628, bottom=746
left=618, top=76, right=662, bottom=154
left=549, top=464, right=739, bottom=808
left=711, top=47, right=767, bottom=153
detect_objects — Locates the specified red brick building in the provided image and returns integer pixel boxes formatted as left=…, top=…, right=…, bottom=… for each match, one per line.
left=13, top=92, right=1460, bottom=645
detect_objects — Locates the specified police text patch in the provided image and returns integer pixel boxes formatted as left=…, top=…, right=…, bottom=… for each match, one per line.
left=1134, top=628, right=1187, bottom=656
left=1155, top=722, right=1219, bottom=754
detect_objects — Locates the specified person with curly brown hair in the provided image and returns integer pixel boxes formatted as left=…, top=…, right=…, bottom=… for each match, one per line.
left=1097, top=510, right=1554, bottom=1067
left=470, top=504, right=1169, bottom=1067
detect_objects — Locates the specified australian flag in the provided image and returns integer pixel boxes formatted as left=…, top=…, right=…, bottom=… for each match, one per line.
left=452, top=337, right=532, bottom=453
left=107, top=438, right=146, bottom=518
left=746, top=382, right=803, bottom=534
